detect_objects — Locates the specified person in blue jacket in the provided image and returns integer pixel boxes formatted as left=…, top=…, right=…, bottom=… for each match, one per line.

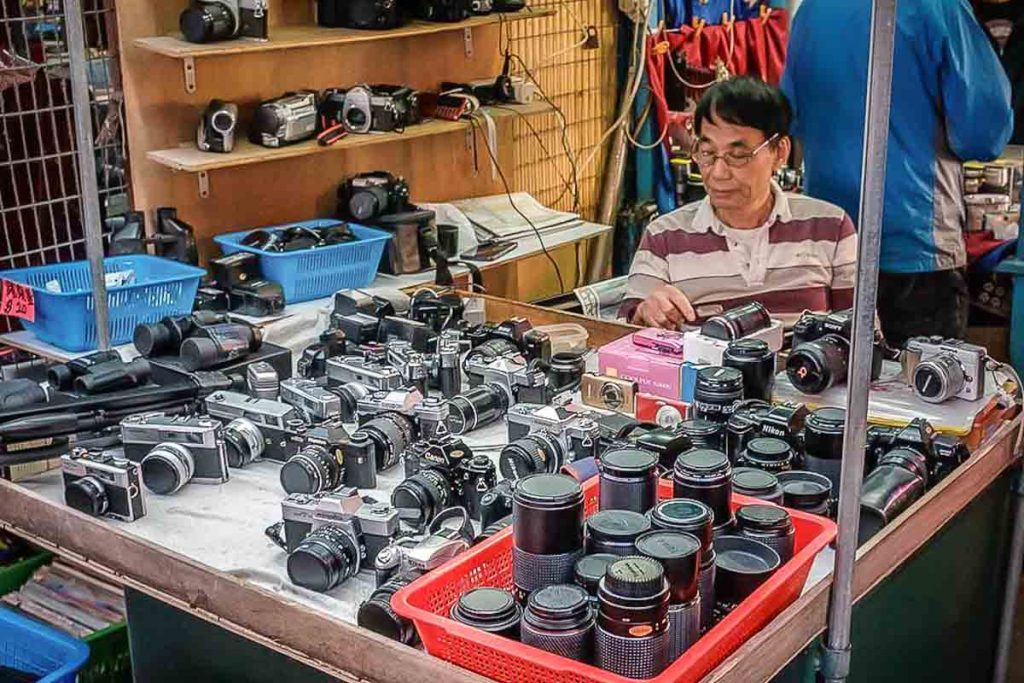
left=781, top=0, right=1013, bottom=347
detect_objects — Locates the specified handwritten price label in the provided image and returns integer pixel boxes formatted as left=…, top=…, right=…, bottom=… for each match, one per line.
left=0, top=279, right=36, bottom=322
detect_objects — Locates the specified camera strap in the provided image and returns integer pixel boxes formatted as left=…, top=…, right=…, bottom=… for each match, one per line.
left=317, top=123, right=349, bottom=147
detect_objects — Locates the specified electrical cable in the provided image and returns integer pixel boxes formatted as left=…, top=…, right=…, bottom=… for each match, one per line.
left=489, top=103, right=577, bottom=204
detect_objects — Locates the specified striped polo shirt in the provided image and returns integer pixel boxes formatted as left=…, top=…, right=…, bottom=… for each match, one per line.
left=621, top=183, right=857, bottom=325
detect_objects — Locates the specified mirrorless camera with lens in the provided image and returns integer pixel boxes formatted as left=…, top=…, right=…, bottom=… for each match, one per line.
left=786, top=309, right=882, bottom=394
left=120, top=413, right=230, bottom=493
left=905, top=336, right=987, bottom=404
left=61, top=449, right=146, bottom=522
left=250, top=92, right=318, bottom=148
left=180, top=0, right=268, bottom=44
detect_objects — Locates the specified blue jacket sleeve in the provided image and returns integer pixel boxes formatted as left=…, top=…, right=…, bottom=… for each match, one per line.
left=939, top=0, right=1013, bottom=161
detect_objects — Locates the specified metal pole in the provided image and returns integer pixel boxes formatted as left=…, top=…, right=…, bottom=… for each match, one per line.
left=994, top=467, right=1024, bottom=683
left=821, top=1, right=897, bottom=682
left=64, top=0, right=110, bottom=350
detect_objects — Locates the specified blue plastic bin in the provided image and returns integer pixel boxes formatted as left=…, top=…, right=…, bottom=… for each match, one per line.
left=0, top=606, right=90, bottom=683
left=0, top=255, right=205, bottom=352
left=214, top=220, right=390, bottom=304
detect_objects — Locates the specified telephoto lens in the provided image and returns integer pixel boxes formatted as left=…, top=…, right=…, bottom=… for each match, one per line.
left=447, top=385, right=510, bottom=435
left=287, top=525, right=362, bottom=593
left=223, top=417, right=265, bottom=468
left=595, top=556, right=671, bottom=679
left=713, top=536, right=780, bottom=622
left=280, top=444, right=342, bottom=495
left=358, top=574, right=419, bottom=645
left=777, top=471, right=832, bottom=516
left=450, top=587, right=522, bottom=639
left=647, top=499, right=715, bottom=631
left=673, top=449, right=734, bottom=535
left=731, top=467, right=784, bottom=505
left=141, top=443, right=195, bottom=495
left=499, top=433, right=566, bottom=481
left=802, top=407, right=846, bottom=503
left=678, top=419, right=725, bottom=452
left=574, top=553, right=618, bottom=607
left=344, top=432, right=378, bottom=489
left=521, top=584, right=595, bottom=662
left=700, top=302, right=771, bottom=341
left=391, top=469, right=453, bottom=531
left=547, top=352, right=586, bottom=393
left=586, top=510, right=652, bottom=556
left=738, top=437, right=795, bottom=474
left=723, top=338, right=776, bottom=402
left=598, top=448, right=659, bottom=513
left=859, top=447, right=929, bottom=544
left=692, top=367, right=745, bottom=424
left=735, top=504, right=795, bottom=563
left=512, top=474, right=585, bottom=599
left=635, top=530, right=701, bottom=661
left=358, top=413, right=415, bottom=472
left=786, top=334, right=849, bottom=394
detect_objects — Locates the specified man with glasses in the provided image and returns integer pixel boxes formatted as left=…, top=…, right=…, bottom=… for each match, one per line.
left=782, top=0, right=1011, bottom=347
left=622, top=77, right=857, bottom=329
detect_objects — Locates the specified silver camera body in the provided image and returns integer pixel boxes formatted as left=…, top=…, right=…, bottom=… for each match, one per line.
left=326, top=356, right=404, bottom=391
left=204, top=390, right=305, bottom=461
left=246, top=361, right=279, bottom=399
left=469, top=356, right=549, bottom=405
left=61, top=449, right=146, bottom=522
left=906, top=336, right=987, bottom=403
left=506, top=403, right=602, bottom=461
left=120, top=413, right=229, bottom=484
left=280, top=377, right=342, bottom=421
left=280, top=490, right=399, bottom=564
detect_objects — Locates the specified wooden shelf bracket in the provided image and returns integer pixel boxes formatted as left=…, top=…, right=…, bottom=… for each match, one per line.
left=463, top=27, right=474, bottom=57
left=198, top=170, right=210, bottom=199
left=183, top=56, right=196, bottom=94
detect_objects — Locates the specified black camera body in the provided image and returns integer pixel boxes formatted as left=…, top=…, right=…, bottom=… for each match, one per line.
left=337, top=171, right=411, bottom=223
left=251, top=91, right=318, bottom=148
left=180, top=0, right=268, bottom=44
left=863, top=418, right=968, bottom=483
left=339, top=85, right=421, bottom=135
left=724, top=400, right=809, bottom=463
left=61, top=449, right=146, bottom=522
left=786, top=309, right=883, bottom=394
left=478, top=479, right=516, bottom=528
left=403, top=433, right=495, bottom=520
left=317, top=0, right=405, bottom=29
left=411, top=0, right=471, bottom=21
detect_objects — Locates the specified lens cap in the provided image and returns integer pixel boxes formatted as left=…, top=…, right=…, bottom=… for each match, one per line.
left=451, top=587, right=522, bottom=634
left=675, top=448, right=730, bottom=476
left=280, top=458, right=317, bottom=495
left=744, top=438, right=792, bottom=466
left=525, top=584, right=591, bottom=628
left=603, top=556, right=665, bottom=599
left=736, top=504, right=790, bottom=532
left=714, top=535, right=781, bottom=575
left=514, top=473, right=582, bottom=508
left=587, top=510, right=652, bottom=541
left=600, top=448, right=659, bottom=476
left=575, top=554, right=618, bottom=595
left=635, top=530, right=701, bottom=602
left=725, top=338, right=771, bottom=358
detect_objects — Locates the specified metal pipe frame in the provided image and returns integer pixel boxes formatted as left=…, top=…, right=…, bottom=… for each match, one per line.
left=821, top=1, right=897, bottom=681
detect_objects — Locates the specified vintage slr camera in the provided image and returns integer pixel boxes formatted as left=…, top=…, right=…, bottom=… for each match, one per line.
left=197, top=100, right=238, bottom=153
left=180, top=0, right=268, bottom=44
left=62, top=449, right=146, bottom=522
left=864, top=418, right=969, bottom=485
left=280, top=377, right=343, bottom=422
left=447, top=356, right=549, bottom=435
left=724, top=400, right=808, bottom=463
left=905, top=336, right=987, bottom=404
left=337, top=171, right=411, bottom=223
left=203, top=390, right=306, bottom=462
left=396, top=433, right=496, bottom=525
left=326, top=355, right=404, bottom=391
left=120, top=413, right=230, bottom=494
left=786, top=309, right=882, bottom=394
left=250, top=92, right=318, bottom=148
left=339, top=85, right=421, bottom=135
left=317, top=0, right=405, bottom=30
left=499, top=403, right=603, bottom=480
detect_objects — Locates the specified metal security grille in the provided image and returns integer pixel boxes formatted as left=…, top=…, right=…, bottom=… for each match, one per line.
left=0, top=0, right=127, bottom=273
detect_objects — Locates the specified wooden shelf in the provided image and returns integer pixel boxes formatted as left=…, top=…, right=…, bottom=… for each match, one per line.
left=134, top=9, right=556, bottom=59
left=147, top=102, right=550, bottom=173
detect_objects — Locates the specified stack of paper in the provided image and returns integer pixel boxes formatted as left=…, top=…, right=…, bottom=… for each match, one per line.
left=451, top=193, right=582, bottom=241
left=4, top=560, right=126, bottom=637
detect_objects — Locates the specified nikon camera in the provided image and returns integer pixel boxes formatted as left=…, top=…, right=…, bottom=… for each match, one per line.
left=905, top=336, right=987, bottom=404
left=180, top=0, right=268, bottom=44
left=120, top=413, right=230, bottom=495
left=339, top=85, right=421, bottom=135
left=62, top=449, right=146, bottom=522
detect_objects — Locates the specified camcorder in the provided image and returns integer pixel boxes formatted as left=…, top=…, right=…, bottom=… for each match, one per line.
left=251, top=92, right=319, bottom=148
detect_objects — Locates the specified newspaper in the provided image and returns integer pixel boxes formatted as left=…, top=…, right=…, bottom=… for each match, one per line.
left=573, top=276, right=628, bottom=320
left=451, top=193, right=581, bottom=240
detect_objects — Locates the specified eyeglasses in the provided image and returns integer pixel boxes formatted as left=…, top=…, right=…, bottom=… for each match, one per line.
left=692, top=133, right=780, bottom=170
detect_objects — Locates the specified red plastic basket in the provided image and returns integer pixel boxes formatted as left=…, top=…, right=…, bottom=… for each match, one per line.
left=393, top=478, right=836, bottom=683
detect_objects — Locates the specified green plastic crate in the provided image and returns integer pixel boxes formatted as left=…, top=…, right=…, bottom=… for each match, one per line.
left=0, top=551, right=132, bottom=683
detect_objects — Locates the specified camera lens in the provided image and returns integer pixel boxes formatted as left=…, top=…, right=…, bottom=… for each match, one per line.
left=595, top=556, right=670, bottom=679
left=724, top=401, right=771, bottom=463
left=635, top=530, right=702, bottom=661
left=448, top=385, right=510, bottom=435
left=700, top=302, right=771, bottom=341
left=450, top=587, right=523, bottom=639
left=786, top=334, right=849, bottom=394
left=678, top=418, right=725, bottom=452
left=647, top=498, right=716, bottom=631
left=141, top=443, right=195, bottom=495
left=599, top=448, right=659, bottom=513
left=499, top=433, right=565, bottom=481
left=777, top=471, right=832, bottom=516
left=692, top=367, right=745, bottom=424
left=348, top=184, right=386, bottom=220
left=512, top=474, right=585, bottom=598
left=723, top=338, right=775, bottom=402
left=333, top=382, right=370, bottom=422
left=673, top=449, right=733, bottom=533
left=586, top=510, right=652, bottom=556
left=287, top=525, right=361, bottom=593
left=521, top=584, right=595, bottom=662
left=859, top=447, right=929, bottom=544
left=574, top=553, right=617, bottom=605
left=736, top=504, right=795, bottom=563
left=280, top=444, right=341, bottom=495
left=739, top=437, right=795, bottom=474
left=913, top=354, right=966, bottom=404
left=803, top=407, right=846, bottom=501
left=223, top=417, right=264, bottom=468
left=359, top=413, right=415, bottom=472
left=179, top=1, right=237, bottom=44
left=713, top=536, right=780, bottom=621
left=391, top=469, right=452, bottom=531
left=65, top=476, right=109, bottom=517
left=358, top=574, right=418, bottom=645
left=547, top=352, right=586, bottom=393
left=731, top=467, right=784, bottom=505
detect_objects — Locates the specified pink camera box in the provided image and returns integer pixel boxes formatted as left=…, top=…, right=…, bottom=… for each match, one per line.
left=598, top=329, right=689, bottom=401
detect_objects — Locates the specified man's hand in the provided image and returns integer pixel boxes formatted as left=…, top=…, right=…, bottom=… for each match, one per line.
left=633, top=285, right=696, bottom=329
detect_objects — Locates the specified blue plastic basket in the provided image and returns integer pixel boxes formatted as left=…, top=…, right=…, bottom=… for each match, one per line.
left=0, top=606, right=90, bottom=683
left=214, top=220, right=391, bottom=304
left=0, top=255, right=205, bottom=352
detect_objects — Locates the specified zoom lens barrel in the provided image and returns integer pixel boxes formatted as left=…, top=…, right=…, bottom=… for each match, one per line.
left=223, top=417, right=264, bottom=468
left=280, top=444, right=341, bottom=495
left=359, top=413, right=414, bottom=472
left=598, top=448, right=659, bottom=513
left=803, top=407, right=846, bottom=503
left=913, top=354, right=966, bottom=404
left=634, top=530, right=702, bottom=661
left=391, top=469, right=452, bottom=530
left=723, top=338, right=775, bottom=402
left=700, top=302, right=771, bottom=341
left=786, top=334, right=849, bottom=394
left=673, top=449, right=733, bottom=534
left=586, top=510, right=652, bottom=556
left=647, top=499, right=715, bottom=631
left=521, top=584, right=595, bottom=662
left=736, top=504, right=795, bottom=563
left=448, top=385, right=510, bottom=435
left=692, top=367, right=744, bottom=424
left=859, top=447, right=929, bottom=544
left=512, top=474, right=585, bottom=599
left=358, top=574, right=418, bottom=645
left=595, top=556, right=670, bottom=679
left=499, top=433, right=565, bottom=481
left=180, top=1, right=237, bottom=43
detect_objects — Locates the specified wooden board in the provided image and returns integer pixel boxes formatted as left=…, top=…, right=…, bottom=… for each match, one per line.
left=135, top=10, right=557, bottom=58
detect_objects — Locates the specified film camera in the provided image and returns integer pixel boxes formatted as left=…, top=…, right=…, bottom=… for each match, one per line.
left=203, top=390, right=308, bottom=462
left=337, top=171, right=412, bottom=223
left=864, top=418, right=969, bottom=484
left=447, top=356, right=550, bottom=436
left=394, top=432, right=496, bottom=526
left=499, top=403, right=603, bottom=481
left=251, top=92, right=318, bottom=148
left=317, top=0, right=405, bottom=30
left=180, top=0, right=268, bottom=44
left=62, top=449, right=146, bottom=522
left=904, top=336, right=987, bottom=404
left=786, top=309, right=882, bottom=394
left=724, top=400, right=808, bottom=464
left=120, top=413, right=230, bottom=495
left=198, top=252, right=285, bottom=317
left=336, top=85, right=421, bottom=135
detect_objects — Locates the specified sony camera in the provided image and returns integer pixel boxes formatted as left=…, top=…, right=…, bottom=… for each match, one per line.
left=905, top=336, right=987, bottom=404
left=120, top=413, right=230, bottom=494
left=203, top=390, right=306, bottom=462
left=397, top=432, right=496, bottom=524
left=500, top=403, right=603, bottom=480
left=337, top=171, right=411, bottom=223
left=447, top=355, right=550, bottom=435
left=317, top=0, right=405, bottom=30
left=197, top=99, right=238, bottom=153
left=250, top=91, right=318, bottom=148
left=338, top=85, right=421, bottom=135
left=786, top=309, right=882, bottom=394
left=180, top=0, right=268, bottom=44
left=62, top=449, right=146, bottom=522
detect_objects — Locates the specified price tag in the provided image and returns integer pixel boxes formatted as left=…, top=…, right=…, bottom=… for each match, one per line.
left=0, top=279, right=36, bottom=322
